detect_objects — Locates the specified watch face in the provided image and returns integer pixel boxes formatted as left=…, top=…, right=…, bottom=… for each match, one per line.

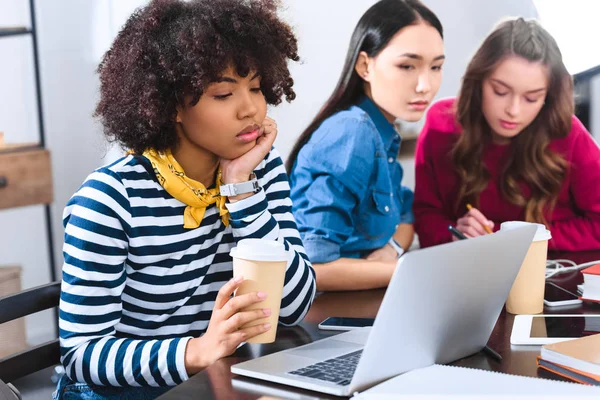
left=219, top=186, right=229, bottom=196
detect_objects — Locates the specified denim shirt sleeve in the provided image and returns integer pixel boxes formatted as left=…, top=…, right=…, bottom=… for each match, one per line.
left=290, top=114, right=378, bottom=263
left=399, top=185, right=415, bottom=224
left=295, top=175, right=361, bottom=263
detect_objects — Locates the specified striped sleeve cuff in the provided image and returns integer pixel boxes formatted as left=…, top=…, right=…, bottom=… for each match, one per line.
left=225, top=189, right=268, bottom=222
left=174, top=336, right=192, bottom=383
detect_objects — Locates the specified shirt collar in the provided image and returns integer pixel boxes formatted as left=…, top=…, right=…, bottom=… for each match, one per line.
left=357, top=96, right=399, bottom=152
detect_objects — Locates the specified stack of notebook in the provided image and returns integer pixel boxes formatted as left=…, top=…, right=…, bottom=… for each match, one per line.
left=580, top=264, right=600, bottom=303
left=537, top=333, right=600, bottom=386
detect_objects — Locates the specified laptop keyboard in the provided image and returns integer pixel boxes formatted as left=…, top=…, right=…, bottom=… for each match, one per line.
left=288, top=349, right=362, bottom=386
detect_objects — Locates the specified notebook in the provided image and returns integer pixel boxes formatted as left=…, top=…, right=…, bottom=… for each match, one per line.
left=353, top=364, right=600, bottom=398
left=581, top=264, right=600, bottom=302
left=537, top=333, right=600, bottom=385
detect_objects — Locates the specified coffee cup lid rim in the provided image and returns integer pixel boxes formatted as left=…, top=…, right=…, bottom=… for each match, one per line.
left=499, top=221, right=551, bottom=241
left=230, top=239, right=289, bottom=262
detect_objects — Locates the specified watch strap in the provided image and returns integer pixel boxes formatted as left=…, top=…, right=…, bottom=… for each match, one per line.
left=219, top=174, right=260, bottom=197
left=388, top=237, right=405, bottom=259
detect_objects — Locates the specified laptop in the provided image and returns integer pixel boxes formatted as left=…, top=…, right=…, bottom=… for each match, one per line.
left=231, top=225, right=537, bottom=396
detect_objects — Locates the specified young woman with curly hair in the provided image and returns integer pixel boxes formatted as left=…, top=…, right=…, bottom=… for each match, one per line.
left=287, top=0, right=444, bottom=291
left=54, top=0, right=315, bottom=398
left=414, top=18, right=600, bottom=251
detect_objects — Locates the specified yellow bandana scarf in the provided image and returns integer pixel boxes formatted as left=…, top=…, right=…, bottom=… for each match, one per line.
left=141, top=149, right=229, bottom=228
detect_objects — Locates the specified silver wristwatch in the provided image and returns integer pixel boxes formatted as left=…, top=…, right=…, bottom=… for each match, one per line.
left=388, top=237, right=405, bottom=259
left=219, top=173, right=260, bottom=197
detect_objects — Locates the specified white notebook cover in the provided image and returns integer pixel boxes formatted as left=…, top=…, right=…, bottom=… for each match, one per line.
left=354, top=364, right=600, bottom=399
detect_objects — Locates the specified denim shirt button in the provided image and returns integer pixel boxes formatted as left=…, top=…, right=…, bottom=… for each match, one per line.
left=388, top=157, right=395, bottom=163
left=384, top=205, right=390, bottom=212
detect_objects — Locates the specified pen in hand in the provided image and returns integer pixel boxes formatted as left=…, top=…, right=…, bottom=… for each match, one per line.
left=466, top=204, right=494, bottom=234
left=448, top=225, right=468, bottom=241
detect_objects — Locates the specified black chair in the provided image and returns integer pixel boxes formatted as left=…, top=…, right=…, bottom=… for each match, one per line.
left=0, top=282, right=61, bottom=399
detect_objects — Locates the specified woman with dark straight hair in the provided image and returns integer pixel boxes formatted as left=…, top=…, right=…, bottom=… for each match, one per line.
left=414, top=18, right=600, bottom=251
left=288, top=0, right=445, bottom=291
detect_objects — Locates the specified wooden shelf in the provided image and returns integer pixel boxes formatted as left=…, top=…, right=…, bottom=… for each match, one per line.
left=0, top=147, right=53, bottom=209
left=0, top=27, right=32, bottom=39
left=0, top=142, right=41, bottom=154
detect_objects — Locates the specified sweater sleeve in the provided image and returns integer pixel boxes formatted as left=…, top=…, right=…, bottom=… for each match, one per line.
left=225, top=148, right=316, bottom=325
left=413, top=109, right=457, bottom=248
left=548, top=119, right=600, bottom=251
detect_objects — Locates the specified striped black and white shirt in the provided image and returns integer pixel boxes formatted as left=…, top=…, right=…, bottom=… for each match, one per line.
left=59, top=148, right=316, bottom=387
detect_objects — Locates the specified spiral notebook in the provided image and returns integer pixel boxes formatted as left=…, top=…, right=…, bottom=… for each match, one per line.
left=353, top=365, right=600, bottom=398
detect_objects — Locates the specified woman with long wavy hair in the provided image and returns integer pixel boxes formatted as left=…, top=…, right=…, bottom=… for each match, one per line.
left=287, top=0, right=444, bottom=291
left=414, top=17, right=600, bottom=251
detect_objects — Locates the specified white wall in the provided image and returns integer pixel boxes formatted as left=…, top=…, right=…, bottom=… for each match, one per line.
left=0, top=0, right=146, bottom=345
left=269, top=0, right=378, bottom=159
left=2, top=0, right=595, bottom=344
left=533, top=0, right=600, bottom=139
left=534, top=0, right=600, bottom=76
left=423, top=0, right=538, bottom=101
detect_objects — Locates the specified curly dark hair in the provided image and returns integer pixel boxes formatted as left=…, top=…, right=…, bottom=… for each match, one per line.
left=94, top=0, right=298, bottom=154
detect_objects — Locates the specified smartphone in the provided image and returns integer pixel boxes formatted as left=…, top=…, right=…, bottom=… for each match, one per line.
left=318, top=317, right=375, bottom=331
left=543, top=282, right=582, bottom=307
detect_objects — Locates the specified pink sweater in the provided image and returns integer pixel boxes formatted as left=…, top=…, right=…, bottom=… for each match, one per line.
left=414, top=98, right=600, bottom=251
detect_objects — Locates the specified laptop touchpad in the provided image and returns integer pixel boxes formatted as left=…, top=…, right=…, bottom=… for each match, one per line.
left=288, top=339, right=363, bottom=360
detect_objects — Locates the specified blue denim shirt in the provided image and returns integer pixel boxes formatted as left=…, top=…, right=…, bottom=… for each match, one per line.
left=289, top=97, right=414, bottom=264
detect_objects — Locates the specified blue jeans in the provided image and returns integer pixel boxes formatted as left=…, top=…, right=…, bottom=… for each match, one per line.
left=52, top=374, right=172, bottom=400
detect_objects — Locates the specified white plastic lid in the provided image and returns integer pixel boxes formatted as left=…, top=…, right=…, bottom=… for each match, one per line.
left=499, top=221, right=551, bottom=242
left=230, top=239, right=289, bottom=262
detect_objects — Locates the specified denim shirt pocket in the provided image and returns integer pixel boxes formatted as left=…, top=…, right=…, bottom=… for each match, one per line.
left=372, top=190, right=392, bottom=214
left=357, top=190, right=397, bottom=241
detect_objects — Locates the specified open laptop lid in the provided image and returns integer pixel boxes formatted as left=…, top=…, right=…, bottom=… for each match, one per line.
left=350, top=225, right=537, bottom=392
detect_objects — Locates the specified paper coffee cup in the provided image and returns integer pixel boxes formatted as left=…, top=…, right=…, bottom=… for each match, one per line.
left=500, top=221, right=551, bottom=314
left=230, top=239, right=289, bottom=343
